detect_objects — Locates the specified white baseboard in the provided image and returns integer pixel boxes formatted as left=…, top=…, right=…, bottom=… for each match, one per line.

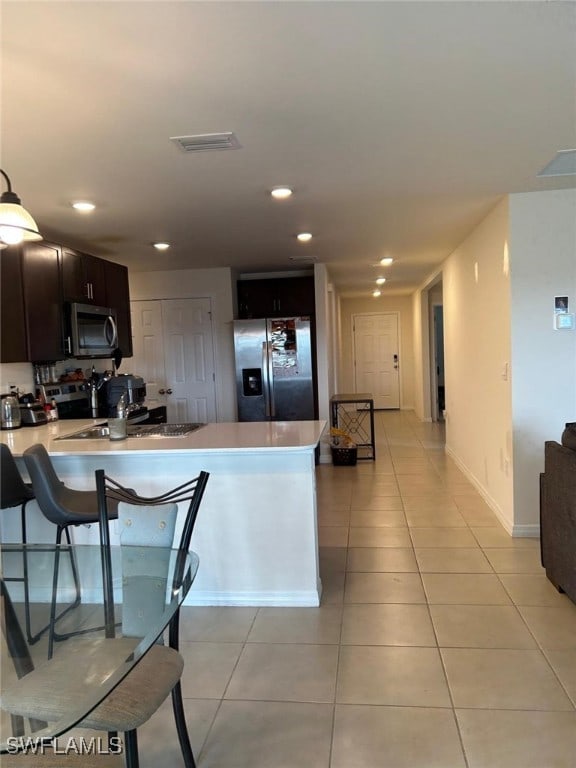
left=15, top=586, right=323, bottom=608
left=510, top=523, right=540, bottom=538
left=184, top=588, right=321, bottom=607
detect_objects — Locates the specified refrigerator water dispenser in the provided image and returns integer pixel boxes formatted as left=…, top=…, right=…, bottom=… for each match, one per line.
left=242, top=368, right=262, bottom=397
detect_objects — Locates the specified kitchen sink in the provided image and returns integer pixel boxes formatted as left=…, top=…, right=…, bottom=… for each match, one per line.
left=56, top=423, right=205, bottom=440
left=57, top=425, right=111, bottom=440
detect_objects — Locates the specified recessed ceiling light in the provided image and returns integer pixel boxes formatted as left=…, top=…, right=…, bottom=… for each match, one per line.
left=376, top=277, right=386, bottom=285
left=72, top=201, right=95, bottom=212
left=153, top=242, right=170, bottom=251
left=297, top=232, right=312, bottom=242
left=380, top=257, right=394, bottom=266
left=373, top=290, right=381, bottom=298
left=271, top=187, right=293, bottom=200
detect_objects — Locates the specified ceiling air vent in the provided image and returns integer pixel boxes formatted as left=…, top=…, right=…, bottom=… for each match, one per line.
left=170, top=132, right=241, bottom=153
left=289, top=254, right=318, bottom=264
left=537, top=149, right=576, bottom=177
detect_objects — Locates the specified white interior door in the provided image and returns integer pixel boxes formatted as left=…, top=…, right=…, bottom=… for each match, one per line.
left=130, top=300, right=165, bottom=410
left=130, top=298, right=217, bottom=422
left=353, top=313, right=400, bottom=409
left=162, top=298, right=216, bottom=423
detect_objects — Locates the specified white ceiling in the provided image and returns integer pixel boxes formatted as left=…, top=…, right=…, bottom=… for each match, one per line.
left=1, top=1, right=575, bottom=297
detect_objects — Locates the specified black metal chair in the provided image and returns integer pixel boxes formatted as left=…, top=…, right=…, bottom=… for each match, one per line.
left=96, top=468, right=210, bottom=768
left=0, top=444, right=37, bottom=643
left=22, top=444, right=120, bottom=658
left=0, top=469, right=208, bottom=768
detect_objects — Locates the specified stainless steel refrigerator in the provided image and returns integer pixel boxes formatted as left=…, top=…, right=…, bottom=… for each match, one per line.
left=234, top=317, right=315, bottom=421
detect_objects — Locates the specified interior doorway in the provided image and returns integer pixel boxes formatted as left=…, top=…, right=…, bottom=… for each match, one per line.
left=428, top=282, right=445, bottom=422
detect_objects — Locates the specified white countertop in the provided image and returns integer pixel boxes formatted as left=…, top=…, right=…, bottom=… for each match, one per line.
left=0, top=419, right=327, bottom=456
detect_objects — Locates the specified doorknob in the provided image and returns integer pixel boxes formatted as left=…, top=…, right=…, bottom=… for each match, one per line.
left=166, top=388, right=173, bottom=395
left=158, top=388, right=172, bottom=395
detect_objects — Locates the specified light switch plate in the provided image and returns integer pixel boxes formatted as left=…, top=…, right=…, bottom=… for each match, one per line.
left=554, top=313, right=575, bottom=330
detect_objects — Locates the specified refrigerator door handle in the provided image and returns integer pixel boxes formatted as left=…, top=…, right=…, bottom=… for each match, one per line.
left=262, top=341, right=272, bottom=419
left=267, top=341, right=276, bottom=418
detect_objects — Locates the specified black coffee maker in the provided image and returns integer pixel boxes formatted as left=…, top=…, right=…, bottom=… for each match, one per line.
left=100, top=375, right=146, bottom=417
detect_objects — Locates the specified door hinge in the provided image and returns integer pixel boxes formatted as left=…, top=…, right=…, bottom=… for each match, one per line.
left=212, top=373, right=215, bottom=382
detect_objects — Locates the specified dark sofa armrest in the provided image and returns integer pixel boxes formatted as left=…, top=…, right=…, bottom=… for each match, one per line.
left=541, top=441, right=576, bottom=601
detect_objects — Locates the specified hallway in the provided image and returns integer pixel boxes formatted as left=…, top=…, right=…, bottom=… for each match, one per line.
left=140, top=410, right=576, bottom=767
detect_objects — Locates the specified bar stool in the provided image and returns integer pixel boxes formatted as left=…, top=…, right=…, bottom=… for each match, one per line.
left=22, top=444, right=120, bottom=658
left=0, top=444, right=37, bottom=643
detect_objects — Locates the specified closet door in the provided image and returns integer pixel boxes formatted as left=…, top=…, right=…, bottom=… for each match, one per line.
left=130, top=298, right=217, bottom=422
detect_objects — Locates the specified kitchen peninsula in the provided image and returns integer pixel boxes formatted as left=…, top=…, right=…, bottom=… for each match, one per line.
left=0, top=419, right=326, bottom=606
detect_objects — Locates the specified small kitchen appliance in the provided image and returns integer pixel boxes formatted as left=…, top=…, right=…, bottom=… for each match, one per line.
left=1, top=394, right=22, bottom=430
left=18, top=393, right=49, bottom=426
left=100, top=374, right=147, bottom=418
left=65, top=302, right=118, bottom=358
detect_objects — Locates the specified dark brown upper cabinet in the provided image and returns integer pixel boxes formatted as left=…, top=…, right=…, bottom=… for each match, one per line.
left=61, top=247, right=107, bottom=305
left=22, top=241, right=65, bottom=362
left=0, top=245, right=28, bottom=363
left=104, top=259, right=133, bottom=357
left=1, top=242, right=133, bottom=363
left=237, top=275, right=315, bottom=319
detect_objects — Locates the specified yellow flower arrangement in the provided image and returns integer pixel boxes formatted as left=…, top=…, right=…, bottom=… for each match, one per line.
left=330, top=427, right=356, bottom=447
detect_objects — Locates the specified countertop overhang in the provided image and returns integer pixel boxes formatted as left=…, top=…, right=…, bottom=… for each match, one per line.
left=0, top=419, right=327, bottom=456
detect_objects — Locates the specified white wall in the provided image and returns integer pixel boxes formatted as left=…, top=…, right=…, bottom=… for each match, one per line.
left=441, top=197, right=514, bottom=530
left=129, top=268, right=236, bottom=422
left=0, top=362, right=34, bottom=395
left=338, top=295, right=415, bottom=409
left=313, top=263, right=331, bottom=423
left=410, top=188, right=576, bottom=535
left=509, top=189, right=576, bottom=531
left=412, top=289, right=430, bottom=421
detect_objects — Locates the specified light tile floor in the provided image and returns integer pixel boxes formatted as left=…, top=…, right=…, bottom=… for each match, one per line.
left=136, top=410, right=576, bottom=768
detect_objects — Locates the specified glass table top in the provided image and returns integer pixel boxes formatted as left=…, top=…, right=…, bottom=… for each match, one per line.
left=0, top=543, right=198, bottom=753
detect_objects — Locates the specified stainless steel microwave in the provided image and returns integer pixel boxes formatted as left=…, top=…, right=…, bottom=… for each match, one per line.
left=66, top=302, right=118, bottom=358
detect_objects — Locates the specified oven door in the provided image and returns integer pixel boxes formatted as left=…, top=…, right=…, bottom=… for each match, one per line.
left=56, top=398, right=92, bottom=420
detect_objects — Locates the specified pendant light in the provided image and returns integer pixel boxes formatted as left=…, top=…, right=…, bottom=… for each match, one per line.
left=0, top=169, right=42, bottom=245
